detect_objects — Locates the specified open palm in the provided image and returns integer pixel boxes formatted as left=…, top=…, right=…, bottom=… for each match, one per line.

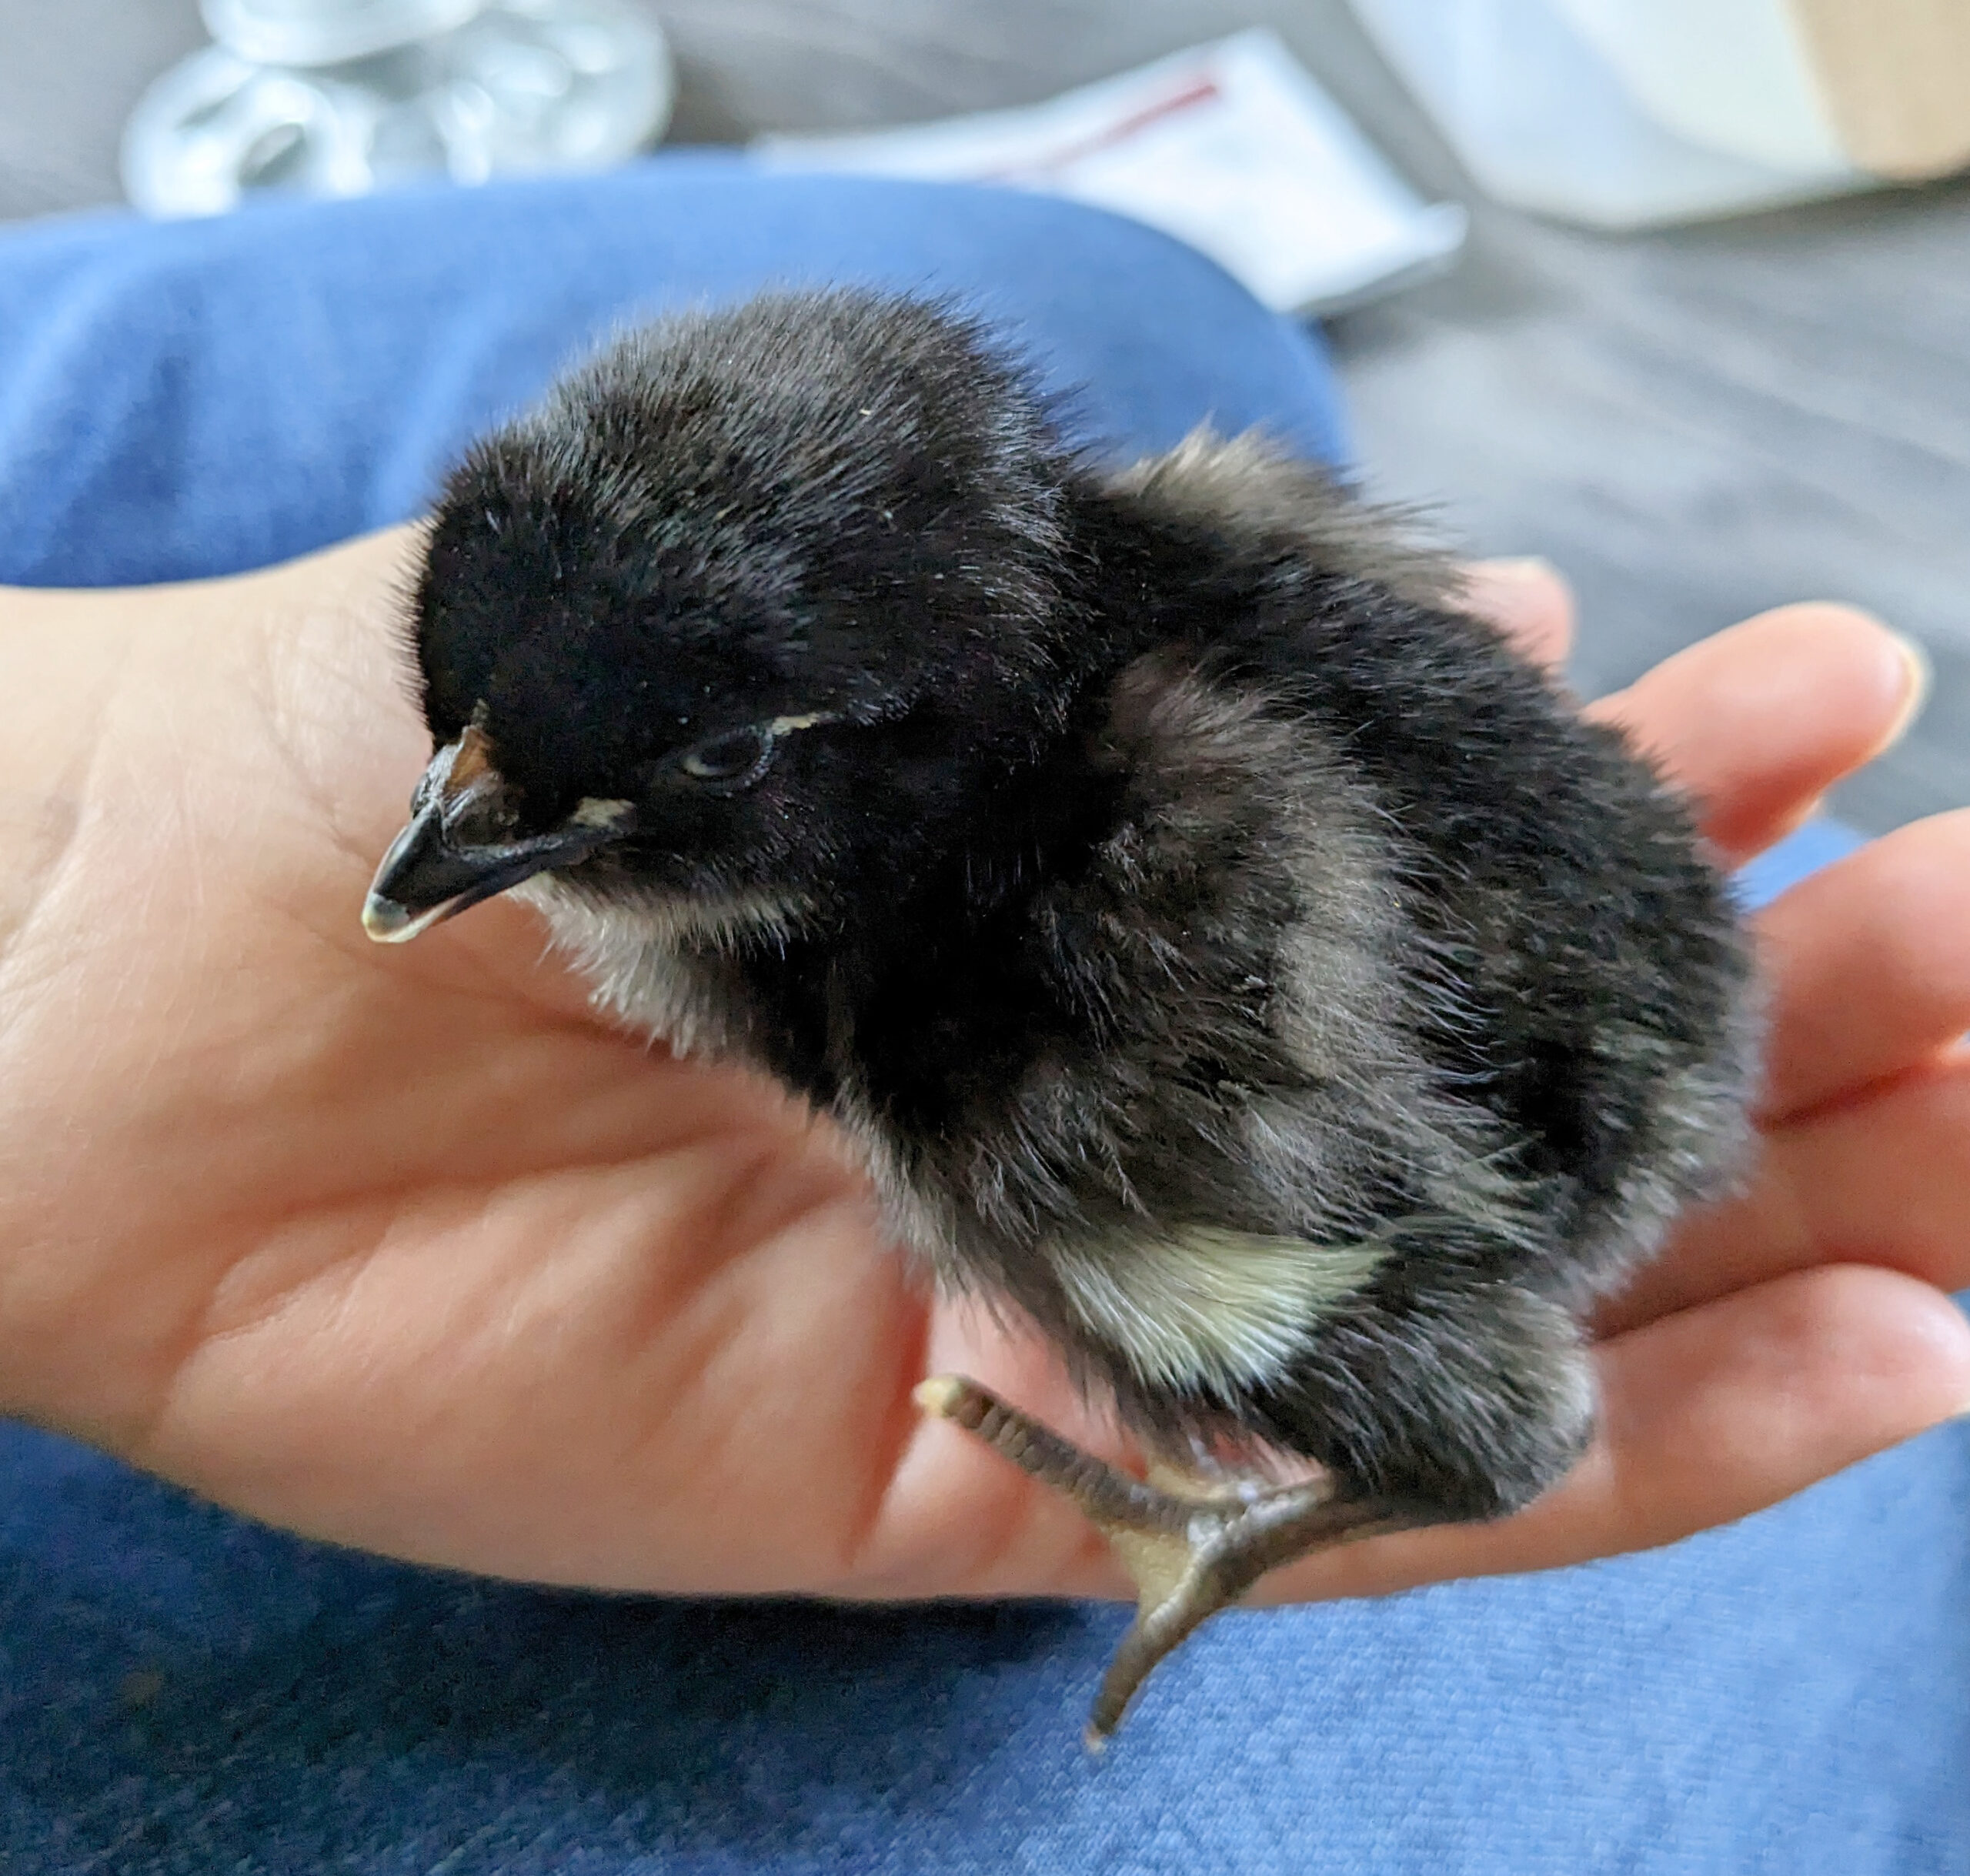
left=0, top=530, right=1963, bottom=1614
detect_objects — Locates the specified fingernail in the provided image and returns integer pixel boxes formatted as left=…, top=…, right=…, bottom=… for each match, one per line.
left=1878, top=631, right=1932, bottom=751
left=1474, top=556, right=1558, bottom=587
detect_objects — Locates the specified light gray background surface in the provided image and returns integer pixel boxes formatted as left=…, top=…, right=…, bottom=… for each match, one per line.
left=4, top=0, right=1965, bottom=832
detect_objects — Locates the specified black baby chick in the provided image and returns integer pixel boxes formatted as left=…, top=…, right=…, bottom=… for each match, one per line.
left=364, top=289, right=1757, bottom=1742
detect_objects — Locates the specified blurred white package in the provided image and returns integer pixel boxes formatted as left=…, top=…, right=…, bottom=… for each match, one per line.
left=1350, top=0, right=1970, bottom=229
left=756, top=29, right=1467, bottom=315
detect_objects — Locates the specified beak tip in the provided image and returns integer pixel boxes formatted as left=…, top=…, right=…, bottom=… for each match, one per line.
left=362, top=892, right=419, bottom=944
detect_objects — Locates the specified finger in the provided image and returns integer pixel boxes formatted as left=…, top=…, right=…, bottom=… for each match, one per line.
left=1458, top=558, right=1575, bottom=669
left=1752, top=809, right=1970, bottom=1121
left=1587, top=606, right=1926, bottom=863
left=1259, top=1263, right=1970, bottom=1604
left=876, top=1248, right=1970, bottom=1604
left=1601, top=1051, right=1970, bottom=1333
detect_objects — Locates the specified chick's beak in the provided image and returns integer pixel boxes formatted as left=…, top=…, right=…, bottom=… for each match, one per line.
left=362, top=726, right=635, bottom=944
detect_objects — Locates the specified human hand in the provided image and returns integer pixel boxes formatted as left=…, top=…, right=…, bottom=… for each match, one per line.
left=0, top=536, right=1961, bottom=1609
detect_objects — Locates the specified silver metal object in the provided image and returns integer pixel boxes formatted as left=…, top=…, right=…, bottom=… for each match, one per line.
left=122, top=0, right=674, bottom=217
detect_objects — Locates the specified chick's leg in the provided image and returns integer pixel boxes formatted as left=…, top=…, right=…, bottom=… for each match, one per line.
left=921, top=1270, right=1598, bottom=1741
left=914, top=1375, right=1417, bottom=1744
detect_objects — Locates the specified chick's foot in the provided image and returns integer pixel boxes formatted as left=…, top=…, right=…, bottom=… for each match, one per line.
left=915, top=1374, right=1418, bottom=1744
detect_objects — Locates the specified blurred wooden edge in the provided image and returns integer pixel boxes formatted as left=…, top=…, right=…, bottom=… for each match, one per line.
left=1791, top=0, right=1970, bottom=179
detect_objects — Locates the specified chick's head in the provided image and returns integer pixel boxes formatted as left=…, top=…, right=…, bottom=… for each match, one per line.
left=367, top=292, right=1077, bottom=942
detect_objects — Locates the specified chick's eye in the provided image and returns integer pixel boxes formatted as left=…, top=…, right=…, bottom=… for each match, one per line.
left=677, top=726, right=775, bottom=790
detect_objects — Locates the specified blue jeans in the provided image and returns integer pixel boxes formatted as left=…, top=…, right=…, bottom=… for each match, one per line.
left=0, top=159, right=1962, bottom=1875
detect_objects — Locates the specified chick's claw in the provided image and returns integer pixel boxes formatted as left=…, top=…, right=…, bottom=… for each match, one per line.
left=915, top=1374, right=1416, bottom=1744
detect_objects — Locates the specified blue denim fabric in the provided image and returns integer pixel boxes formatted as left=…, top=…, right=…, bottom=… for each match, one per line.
left=0, top=163, right=1962, bottom=1875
